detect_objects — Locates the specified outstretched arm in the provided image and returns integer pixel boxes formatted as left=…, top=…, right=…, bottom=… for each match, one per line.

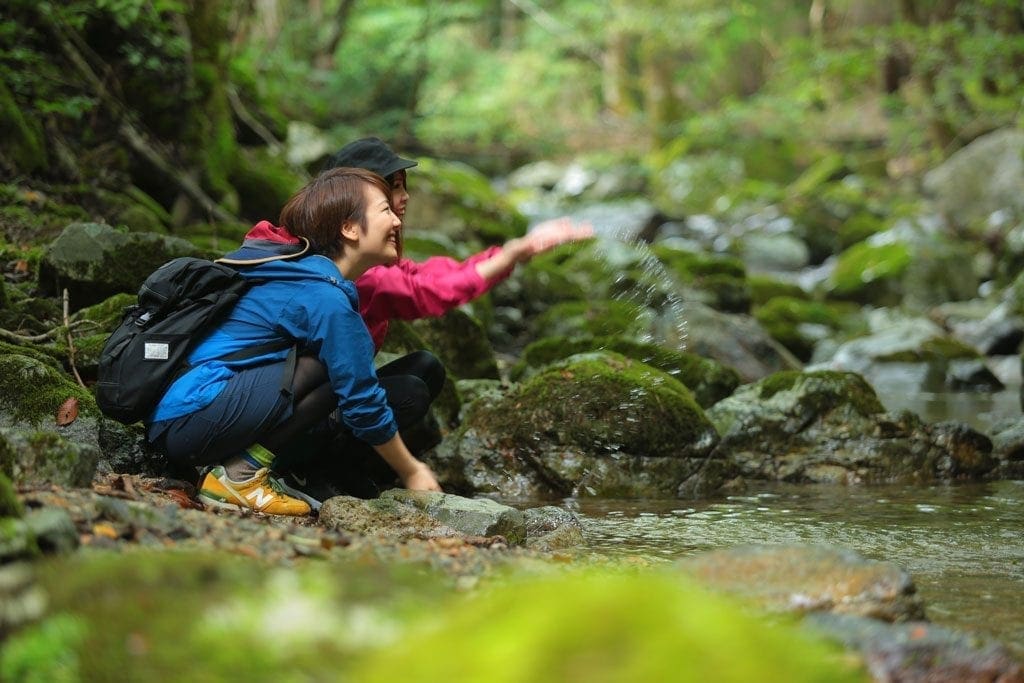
left=474, top=217, right=594, bottom=281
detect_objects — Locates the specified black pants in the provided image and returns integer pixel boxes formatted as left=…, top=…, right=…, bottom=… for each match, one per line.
left=151, top=350, right=444, bottom=477
left=276, top=350, right=446, bottom=497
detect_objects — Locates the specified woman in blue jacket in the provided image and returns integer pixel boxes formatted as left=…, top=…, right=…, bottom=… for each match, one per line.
left=146, top=167, right=441, bottom=516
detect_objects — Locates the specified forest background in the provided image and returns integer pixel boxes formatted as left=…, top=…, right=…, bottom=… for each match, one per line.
left=3, top=0, right=1023, bottom=239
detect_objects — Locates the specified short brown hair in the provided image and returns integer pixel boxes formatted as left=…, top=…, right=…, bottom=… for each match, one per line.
left=279, top=167, right=392, bottom=259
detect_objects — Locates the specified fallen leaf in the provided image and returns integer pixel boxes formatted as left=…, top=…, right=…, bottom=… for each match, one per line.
left=165, top=489, right=203, bottom=510
left=56, top=397, right=79, bottom=426
left=14, top=259, right=29, bottom=274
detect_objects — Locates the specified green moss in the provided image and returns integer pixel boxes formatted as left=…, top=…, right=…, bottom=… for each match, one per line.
left=748, top=275, right=808, bottom=306
left=0, top=353, right=98, bottom=425
left=879, top=336, right=980, bottom=363
left=753, top=297, right=847, bottom=362
left=356, top=569, right=865, bottom=683
left=478, top=352, right=710, bottom=457
left=0, top=342, right=64, bottom=372
left=0, top=469, right=23, bottom=517
left=757, top=370, right=884, bottom=417
left=827, top=241, right=911, bottom=304
left=72, top=293, right=135, bottom=332
left=515, top=335, right=740, bottom=407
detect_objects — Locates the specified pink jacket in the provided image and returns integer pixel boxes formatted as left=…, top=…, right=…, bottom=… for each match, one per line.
left=243, top=221, right=511, bottom=351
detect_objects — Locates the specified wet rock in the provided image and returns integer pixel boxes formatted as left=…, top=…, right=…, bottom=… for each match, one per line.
left=810, top=612, right=1024, bottom=683
left=428, top=351, right=721, bottom=499
left=319, top=494, right=455, bottom=540
left=523, top=505, right=585, bottom=551
left=814, top=311, right=1001, bottom=392
left=677, top=544, right=925, bottom=622
left=379, top=490, right=527, bottom=545
left=988, top=418, right=1024, bottom=479
left=708, top=370, right=996, bottom=483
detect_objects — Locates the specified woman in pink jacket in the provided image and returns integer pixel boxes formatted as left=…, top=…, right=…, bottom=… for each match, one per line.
left=251, top=138, right=592, bottom=499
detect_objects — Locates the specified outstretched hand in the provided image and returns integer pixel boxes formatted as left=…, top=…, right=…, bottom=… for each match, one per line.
left=508, top=217, right=595, bottom=264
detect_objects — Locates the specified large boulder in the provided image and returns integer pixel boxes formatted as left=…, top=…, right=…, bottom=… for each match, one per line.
left=707, top=370, right=996, bottom=483
left=923, top=128, right=1024, bottom=229
left=38, top=223, right=202, bottom=310
left=428, top=351, right=723, bottom=499
left=512, top=334, right=740, bottom=408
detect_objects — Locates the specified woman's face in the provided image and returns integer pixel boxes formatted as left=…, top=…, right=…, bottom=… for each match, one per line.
left=360, top=183, right=402, bottom=264
left=389, top=170, right=410, bottom=219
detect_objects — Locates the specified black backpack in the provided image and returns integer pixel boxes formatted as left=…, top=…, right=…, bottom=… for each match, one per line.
left=95, top=257, right=291, bottom=425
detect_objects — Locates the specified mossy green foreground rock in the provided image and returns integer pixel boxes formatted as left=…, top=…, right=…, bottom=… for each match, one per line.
left=1, top=553, right=865, bottom=682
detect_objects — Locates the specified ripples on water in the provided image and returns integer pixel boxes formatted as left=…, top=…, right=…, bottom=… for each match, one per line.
left=568, top=481, right=1024, bottom=658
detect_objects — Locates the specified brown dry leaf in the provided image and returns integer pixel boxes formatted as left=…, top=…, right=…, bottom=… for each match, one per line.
left=14, top=259, right=29, bottom=274
left=165, top=489, right=203, bottom=510
left=55, top=397, right=79, bottom=426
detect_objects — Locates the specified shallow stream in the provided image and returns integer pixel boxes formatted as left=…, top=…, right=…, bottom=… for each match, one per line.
left=565, top=387, right=1024, bottom=659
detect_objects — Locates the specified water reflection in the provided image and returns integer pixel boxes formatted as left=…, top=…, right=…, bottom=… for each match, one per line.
left=572, top=481, right=1024, bottom=659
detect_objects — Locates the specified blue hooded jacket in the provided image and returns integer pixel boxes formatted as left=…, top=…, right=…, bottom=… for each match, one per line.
left=148, top=238, right=397, bottom=446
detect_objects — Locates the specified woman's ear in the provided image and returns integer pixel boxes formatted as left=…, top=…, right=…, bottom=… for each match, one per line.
left=340, top=220, right=360, bottom=242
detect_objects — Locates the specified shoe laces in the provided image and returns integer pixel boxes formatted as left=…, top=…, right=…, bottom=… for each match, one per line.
left=264, top=472, right=291, bottom=497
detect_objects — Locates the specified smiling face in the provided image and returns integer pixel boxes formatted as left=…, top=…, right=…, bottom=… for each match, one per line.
left=358, top=183, right=402, bottom=265
left=388, top=170, right=410, bottom=219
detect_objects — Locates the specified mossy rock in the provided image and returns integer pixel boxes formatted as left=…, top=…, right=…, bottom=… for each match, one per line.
left=707, top=370, right=886, bottom=452
left=532, top=300, right=653, bottom=340
left=410, top=309, right=499, bottom=380
left=433, top=352, right=721, bottom=498
left=407, top=157, right=527, bottom=244
left=513, top=335, right=740, bottom=408
left=748, top=274, right=809, bottom=306
left=0, top=470, right=22, bottom=518
left=229, top=147, right=307, bottom=223
left=825, top=241, right=911, bottom=306
left=0, top=352, right=99, bottom=426
left=753, top=297, right=855, bottom=362
left=38, top=223, right=202, bottom=310
left=876, top=336, right=981, bottom=363
left=471, top=352, right=712, bottom=458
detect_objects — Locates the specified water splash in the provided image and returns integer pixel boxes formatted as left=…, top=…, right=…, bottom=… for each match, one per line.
left=587, top=225, right=690, bottom=352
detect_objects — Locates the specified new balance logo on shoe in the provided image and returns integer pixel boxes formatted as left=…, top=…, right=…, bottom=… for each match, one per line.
left=245, top=487, right=275, bottom=510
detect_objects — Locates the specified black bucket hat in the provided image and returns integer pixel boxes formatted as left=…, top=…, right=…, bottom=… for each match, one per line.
left=323, top=137, right=417, bottom=179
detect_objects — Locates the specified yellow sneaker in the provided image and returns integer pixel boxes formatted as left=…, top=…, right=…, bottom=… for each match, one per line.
left=198, top=466, right=311, bottom=516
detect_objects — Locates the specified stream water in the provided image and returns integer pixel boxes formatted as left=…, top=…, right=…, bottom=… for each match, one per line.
left=567, top=385, right=1024, bottom=659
